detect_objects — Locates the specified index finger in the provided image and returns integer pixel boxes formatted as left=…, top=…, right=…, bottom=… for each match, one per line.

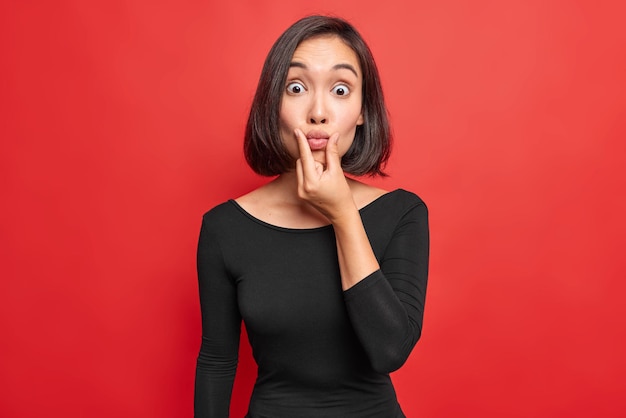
left=294, top=128, right=317, bottom=174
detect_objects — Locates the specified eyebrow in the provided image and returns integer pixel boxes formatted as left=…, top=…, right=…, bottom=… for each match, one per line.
left=289, top=61, right=359, bottom=78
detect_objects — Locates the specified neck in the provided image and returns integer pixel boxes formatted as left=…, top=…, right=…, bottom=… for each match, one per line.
left=271, top=171, right=359, bottom=199
left=269, top=171, right=303, bottom=205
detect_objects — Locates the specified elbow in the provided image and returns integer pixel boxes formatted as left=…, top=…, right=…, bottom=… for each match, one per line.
left=196, top=344, right=239, bottom=379
left=370, top=353, right=408, bottom=374
left=370, top=328, right=422, bottom=374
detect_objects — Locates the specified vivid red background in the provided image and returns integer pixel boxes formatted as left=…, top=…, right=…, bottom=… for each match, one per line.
left=2, top=1, right=625, bottom=417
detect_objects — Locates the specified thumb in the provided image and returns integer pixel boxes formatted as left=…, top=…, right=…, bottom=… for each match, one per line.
left=325, top=133, right=341, bottom=172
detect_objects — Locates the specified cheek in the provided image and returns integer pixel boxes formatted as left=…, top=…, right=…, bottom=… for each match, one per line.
left=279, top=105, right=297, bottom=131
left=278, top=107, right=288, bottom=129
left=344, top=99, right=363, bottom=126
left=278, top=107, right=297, bottom=153
left=343, top=109, right=363, bottom=130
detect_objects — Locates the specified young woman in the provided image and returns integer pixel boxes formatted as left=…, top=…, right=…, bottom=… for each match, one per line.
left=195, top=15, right=429, bottom=418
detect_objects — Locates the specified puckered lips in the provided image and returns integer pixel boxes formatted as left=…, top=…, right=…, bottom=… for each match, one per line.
left=305, top=130, right=330, bottom=151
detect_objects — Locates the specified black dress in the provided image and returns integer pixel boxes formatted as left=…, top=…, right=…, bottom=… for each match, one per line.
left=195, top=189, right=429, bottom=417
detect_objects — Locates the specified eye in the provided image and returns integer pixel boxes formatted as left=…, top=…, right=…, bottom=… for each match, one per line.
left=286, top=82, right=305, bottom=94
left=332, top=84, right=350, bottom=96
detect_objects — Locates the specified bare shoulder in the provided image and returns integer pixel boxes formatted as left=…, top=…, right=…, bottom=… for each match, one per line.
left=348, top=180, right=389, bottom=210
left=234, top=184, right=274, bottom=214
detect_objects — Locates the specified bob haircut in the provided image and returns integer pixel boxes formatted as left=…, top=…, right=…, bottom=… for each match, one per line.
left=244, top=15, right=391, bottom=177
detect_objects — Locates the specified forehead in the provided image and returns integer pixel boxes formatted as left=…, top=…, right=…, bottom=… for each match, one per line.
left=290, top=35, right=361, bottom=74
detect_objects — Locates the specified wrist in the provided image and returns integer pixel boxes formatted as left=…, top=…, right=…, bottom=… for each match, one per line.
left=328, top=203, right=361, bottom=229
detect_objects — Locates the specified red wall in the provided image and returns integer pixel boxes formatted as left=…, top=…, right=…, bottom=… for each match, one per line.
left=2, top=1, right=625, bottom=417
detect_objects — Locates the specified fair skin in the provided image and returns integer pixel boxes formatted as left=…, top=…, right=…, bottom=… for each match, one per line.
left=236, top=35, right=387, bottom=290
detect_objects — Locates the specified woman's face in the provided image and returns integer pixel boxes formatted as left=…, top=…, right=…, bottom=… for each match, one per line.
left=279, top=35, right=364, bottom=168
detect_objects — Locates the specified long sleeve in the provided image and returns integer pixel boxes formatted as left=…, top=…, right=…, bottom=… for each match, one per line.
left=195, top=215, right=241, bottom=418
left=343, top=200, right=429, bottom=374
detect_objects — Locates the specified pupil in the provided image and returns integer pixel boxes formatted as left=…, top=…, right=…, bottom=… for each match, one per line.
left=293, top=85, right=300, bottom=93
left=337, top=88, right=345, bottom=95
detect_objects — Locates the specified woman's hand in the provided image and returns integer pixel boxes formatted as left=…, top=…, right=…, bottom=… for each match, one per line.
left=295, top=128, right=380, bottom=289
left=294, top=128, right=356, bottom=222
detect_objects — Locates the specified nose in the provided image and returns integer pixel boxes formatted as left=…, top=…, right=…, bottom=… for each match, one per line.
left=308, top=92, right=328, bottom=124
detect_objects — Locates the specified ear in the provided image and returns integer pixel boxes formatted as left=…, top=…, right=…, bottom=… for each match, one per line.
left=357, top=112, right=364, bottom=126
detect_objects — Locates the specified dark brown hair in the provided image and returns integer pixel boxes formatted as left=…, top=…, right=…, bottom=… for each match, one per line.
left=244, top=15, right=391, bottom=176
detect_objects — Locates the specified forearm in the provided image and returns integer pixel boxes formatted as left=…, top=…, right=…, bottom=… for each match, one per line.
left=343, top=271, right=418, bottom=373
left=331, top=205, right=380, bottom=290
left=194, top=341, right=237, bottom=417
left=339, top=199, right=429, bottom=373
